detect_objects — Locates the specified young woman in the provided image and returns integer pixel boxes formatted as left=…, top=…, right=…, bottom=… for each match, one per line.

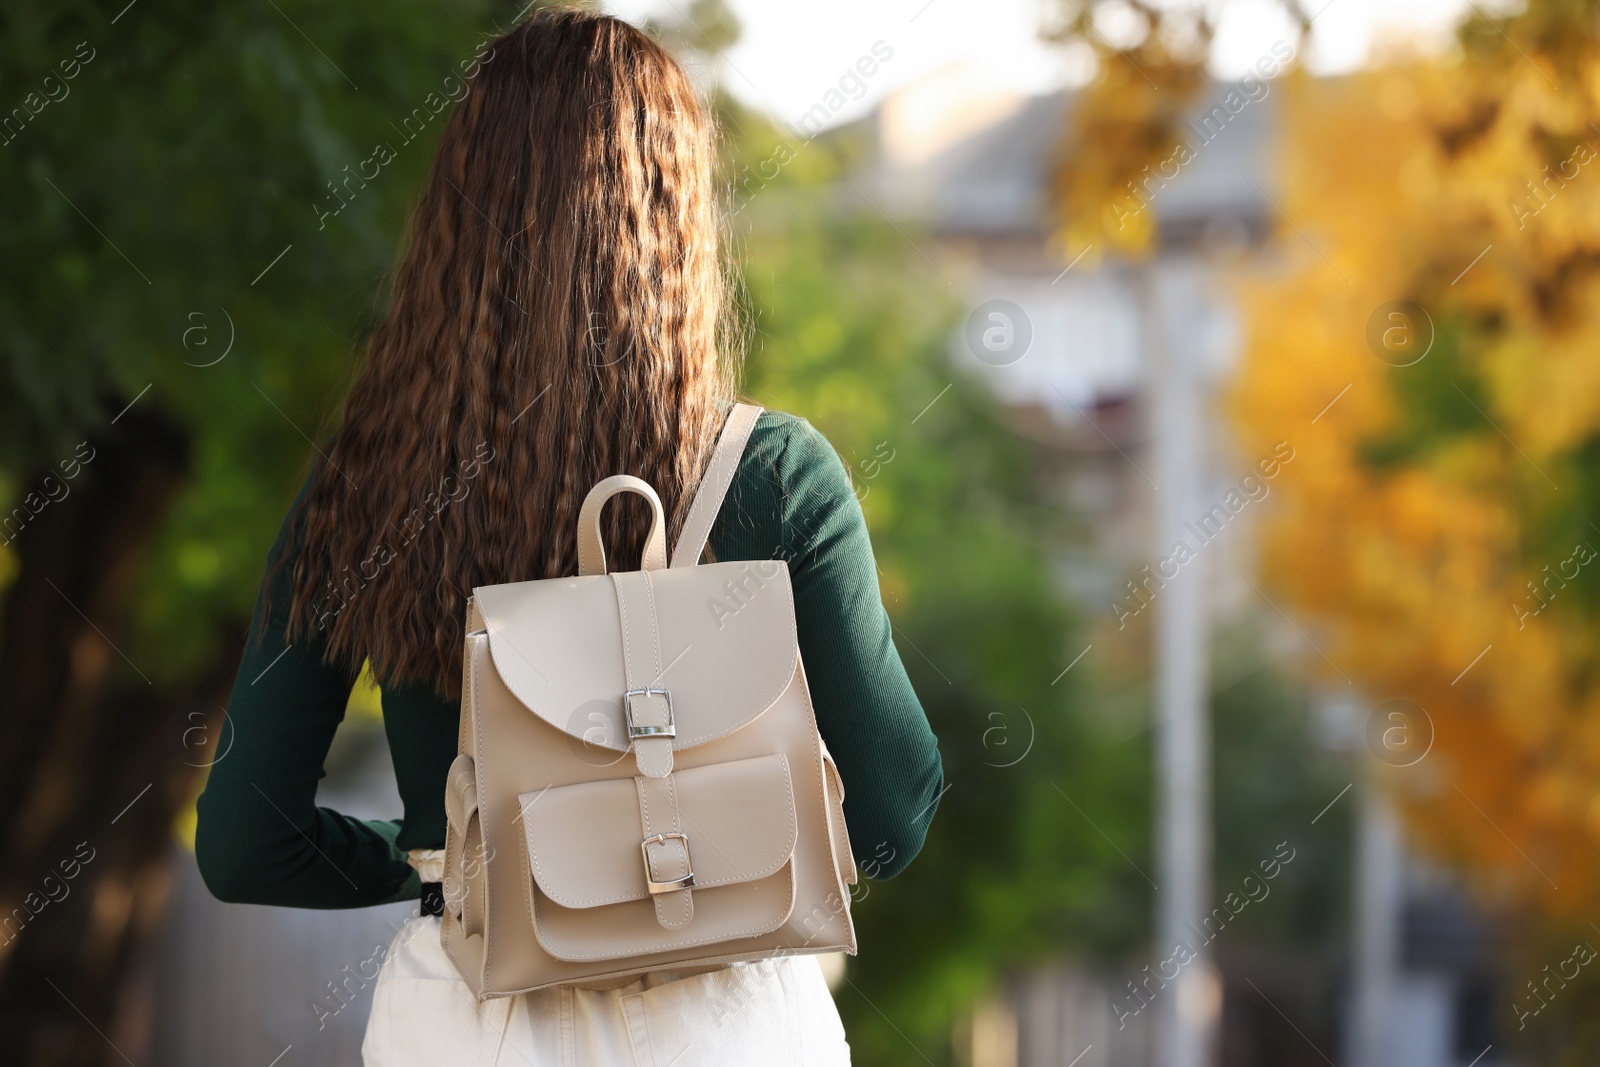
left=195, top=9, right=943, bottom=1064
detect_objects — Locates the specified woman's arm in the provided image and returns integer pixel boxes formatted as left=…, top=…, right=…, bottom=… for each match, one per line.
left=194, top=473, right=419, bottom=908
left=756, top=416, right=945, bottom=878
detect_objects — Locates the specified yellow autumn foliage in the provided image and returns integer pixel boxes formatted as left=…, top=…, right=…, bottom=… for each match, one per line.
left=1048, top=1, right=1215, bottom=258
left=1230, top=19, right=1600, bottom=908
left=1056, top=0, right=1600, bottom=910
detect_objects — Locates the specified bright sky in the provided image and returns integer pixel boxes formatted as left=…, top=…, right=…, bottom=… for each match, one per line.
left=605, top=0, right=1478, bottom=131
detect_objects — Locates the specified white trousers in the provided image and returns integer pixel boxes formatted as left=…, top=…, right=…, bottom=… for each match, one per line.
left=361, top=916, right=851, bottom=1066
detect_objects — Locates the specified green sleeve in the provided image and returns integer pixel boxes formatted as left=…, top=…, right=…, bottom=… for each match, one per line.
left=194, top=471, right=420, bottom=909
left=754, top=417, right=945, bottom=879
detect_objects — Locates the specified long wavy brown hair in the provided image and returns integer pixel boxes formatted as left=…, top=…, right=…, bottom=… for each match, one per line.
left=277, top=8, right=734, bottom=699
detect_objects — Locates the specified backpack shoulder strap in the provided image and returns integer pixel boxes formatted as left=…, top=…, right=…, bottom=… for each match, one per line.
left=670, top=403, right=763, bottom=568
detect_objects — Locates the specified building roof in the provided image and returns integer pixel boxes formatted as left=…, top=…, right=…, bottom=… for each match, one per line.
left=871, top=77, right=1280, bottom=243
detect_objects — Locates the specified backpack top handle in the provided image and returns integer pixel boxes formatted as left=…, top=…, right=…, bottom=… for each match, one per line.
left=574, top=403, right=764, bottom=577
left=576, top=475, right=668, bottom=576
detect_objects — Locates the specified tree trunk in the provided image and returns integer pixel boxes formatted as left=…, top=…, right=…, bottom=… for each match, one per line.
left=0, top=406, right=242, bottom=1066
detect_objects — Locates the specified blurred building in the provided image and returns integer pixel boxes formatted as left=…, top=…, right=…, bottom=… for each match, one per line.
left=863, top=68, right=1268, bottom=622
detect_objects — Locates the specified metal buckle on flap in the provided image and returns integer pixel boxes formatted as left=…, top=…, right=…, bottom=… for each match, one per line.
left=641, top=832, right=695, bottom=894
left=624, top=688, right=676, bottom=740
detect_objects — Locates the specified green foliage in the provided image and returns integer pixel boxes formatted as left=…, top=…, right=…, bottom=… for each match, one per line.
left=724, top=101, right=1153, bottom=1063
left=1355, top=322, right=1483, bottom=472
left=1, top=0, right=498, bottom=683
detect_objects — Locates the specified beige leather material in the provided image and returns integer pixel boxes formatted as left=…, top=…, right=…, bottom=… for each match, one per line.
left=441, top=404, right=857, bottom=997
left=442, top=752, right=487, bottom=941
left=820, top=746, right=857, bottom=889
left=472, top=561, right=798, bottom=753
left=444, top=754, right=477, bottom=836
left=577, top=475, right=667, bottom=576
left=610, top=570, right=675, bottom=779
left=529, top=862, right=797, bottom=964
left=635, top=775, right=693, bottom=927
left=671, top=403, right=763, bottom=569
left=517, top=755, right=796, bottom=907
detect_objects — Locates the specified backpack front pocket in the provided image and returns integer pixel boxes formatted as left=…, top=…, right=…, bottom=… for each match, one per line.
left=517, top=753, right=799, bottom=962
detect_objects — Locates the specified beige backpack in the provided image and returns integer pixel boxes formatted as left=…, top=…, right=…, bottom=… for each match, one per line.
left=441, top=404, right=858, bottom=996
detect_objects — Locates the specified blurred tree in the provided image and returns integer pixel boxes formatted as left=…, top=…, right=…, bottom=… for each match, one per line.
left=1055, top=0, right=1600, bottom=1055
left=1045, top=0, right=1224, bottom=258
left=720, top=99, right=1159, bottom=1063
left=1227, top=6, right=1600, bottom=1053
left=1228, top=3, right=1600, bottom=911
left=0, top=1, right=497, bottom=1061
left=645, top=0, right=742, bottom=58
left=1045, top=2, right=1374, bottom=1059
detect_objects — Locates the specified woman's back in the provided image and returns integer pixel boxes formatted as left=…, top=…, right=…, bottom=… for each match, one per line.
left=192, top=9, right=941, bottom=1062
left=196, top=410, right=943, bottom=907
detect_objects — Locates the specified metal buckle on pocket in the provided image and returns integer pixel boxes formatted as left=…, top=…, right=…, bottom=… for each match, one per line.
left=641, top=832, right=695, bottom=894
left=624, top=688, right=676, bottom=740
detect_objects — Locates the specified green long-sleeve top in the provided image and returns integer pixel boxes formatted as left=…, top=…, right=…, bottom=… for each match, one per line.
left=195, top=411, right=944, bottom=909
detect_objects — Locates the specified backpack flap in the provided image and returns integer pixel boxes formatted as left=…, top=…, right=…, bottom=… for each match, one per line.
left=516, top=753, right=799, bottom=962
left=472, top=557, right=797, bottom=765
